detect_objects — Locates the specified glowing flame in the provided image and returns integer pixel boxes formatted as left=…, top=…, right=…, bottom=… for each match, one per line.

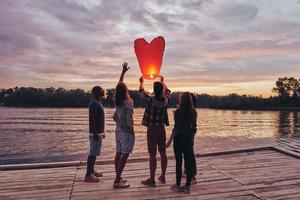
left=146, top=65, right=158, bottom=79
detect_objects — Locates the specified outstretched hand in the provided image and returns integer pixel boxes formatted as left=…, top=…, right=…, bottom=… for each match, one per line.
left=158, top=75, right=164, bottom=83
left=139, top=76, right=144, bottom=84
left=122, top=62, right=130, bottom=73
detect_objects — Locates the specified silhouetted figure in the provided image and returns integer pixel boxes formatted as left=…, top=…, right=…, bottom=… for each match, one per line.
left=190, top=93, right=197, bottom=183
left=85, top=86, right=105, bottom=182
left=113, top=62, right=135, bottom=188
left=167, top=92, right=197, bottom=194
left=139, top=76, right=171, bottom=187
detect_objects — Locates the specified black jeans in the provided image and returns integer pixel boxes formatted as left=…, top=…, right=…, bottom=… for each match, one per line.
left=183, top=134, right=197, bottom=176
left=191, top=134, right=197, bottom=176
left=173, top=133, right=194, bottom=186
left=86, top=155, right=96, bottom=177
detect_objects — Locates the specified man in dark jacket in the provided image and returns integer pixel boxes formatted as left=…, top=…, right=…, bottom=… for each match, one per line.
left=84, top=86, right=105, bottom=182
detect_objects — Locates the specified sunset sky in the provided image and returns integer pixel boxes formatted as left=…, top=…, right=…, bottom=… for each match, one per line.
left=1, top=0, right=300, bottom=97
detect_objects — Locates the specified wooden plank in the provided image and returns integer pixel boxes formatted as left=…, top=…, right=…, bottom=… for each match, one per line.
left=72, top=167, right=229, bottom=192
left=0, top=166, right=76, bottom=200
left=0, top=161, right=80, bottom=171
left=71, top=150, right=300, bottom=199
left=71, top=187, right=260, bottom=200
left=1, top=149, right=300, bottom=200
left=0, top=190, right=70, bottom=200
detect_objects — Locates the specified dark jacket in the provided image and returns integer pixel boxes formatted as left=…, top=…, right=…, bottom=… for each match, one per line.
left=173, top=109, right=197, bottom=135
left=89, top=99, right=105, bottom=134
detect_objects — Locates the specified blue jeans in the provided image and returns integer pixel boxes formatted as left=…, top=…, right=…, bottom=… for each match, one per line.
left=89, top=135, right=102, bottom=156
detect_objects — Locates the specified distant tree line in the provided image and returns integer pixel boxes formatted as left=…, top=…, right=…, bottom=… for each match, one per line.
left=0, top=87, right=92, bottom=107
left=272, top=77, right=300, bottom=100
left=0, top=77, right=299, bottom=109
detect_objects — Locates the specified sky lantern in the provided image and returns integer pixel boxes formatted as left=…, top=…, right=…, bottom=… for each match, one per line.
left=134, top=36, right=165, bottom=79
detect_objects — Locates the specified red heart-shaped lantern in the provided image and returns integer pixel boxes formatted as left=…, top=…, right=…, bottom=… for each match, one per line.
left=134, top=36, right=165, bottom=79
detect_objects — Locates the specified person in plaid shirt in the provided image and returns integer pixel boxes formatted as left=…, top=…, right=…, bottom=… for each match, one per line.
left=139, top=75, right=171, bottom=187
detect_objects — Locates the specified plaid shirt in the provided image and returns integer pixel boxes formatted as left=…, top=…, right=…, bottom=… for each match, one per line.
left=139, top=89, right=171, bottom=127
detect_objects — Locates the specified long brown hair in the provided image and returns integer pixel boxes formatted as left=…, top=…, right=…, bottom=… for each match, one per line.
left=114, top=82, right=130, bottom=107
left=177, top=92, right=197, bottom=124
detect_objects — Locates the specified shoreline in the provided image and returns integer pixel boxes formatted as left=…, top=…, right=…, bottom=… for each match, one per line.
left=207, top=106, right=300, bottom=112
left=1, top=105, right=300, bottom=111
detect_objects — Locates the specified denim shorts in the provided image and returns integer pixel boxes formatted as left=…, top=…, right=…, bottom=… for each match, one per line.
left=115, top=131, right=135, bottom=154
left=89, top=135, right=103, bottom=156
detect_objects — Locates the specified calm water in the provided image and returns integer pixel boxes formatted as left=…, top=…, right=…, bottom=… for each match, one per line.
left=0, top=107, right=299, bottom=165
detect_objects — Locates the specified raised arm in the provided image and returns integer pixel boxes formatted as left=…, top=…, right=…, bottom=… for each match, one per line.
left=119, top=62, right=130, bottom=83
left=139, top=76, right=151, bottom=101
left=139, top=76, right=144, bottom=91
left=159, top=75, right=171, bottom=97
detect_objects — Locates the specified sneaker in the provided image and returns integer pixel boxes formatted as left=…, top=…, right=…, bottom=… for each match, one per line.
left=93, top=171, right=103, bottom=177
left=113, top=181, right=130, bottom=189
left=191, top=177, right=197, bottom=185
left=170, top=184, right=183, bottom=192
left=84, top=175, right=99, bottom=182
left=141, top=178, right=156, bottom=187
left=182, top=186, right=191, bottom=194
left=158, top=175, right=166, bottom=184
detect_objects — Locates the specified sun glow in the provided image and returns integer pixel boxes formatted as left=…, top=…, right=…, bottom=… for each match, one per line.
left=146, top=65, right=159, bottom=79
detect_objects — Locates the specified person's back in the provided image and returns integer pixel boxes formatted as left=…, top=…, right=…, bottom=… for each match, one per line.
left=139, top=76, right=171, bottom=186
left=142, top=94, right=169, bottom=127
left=173, top=108, right=197, bottom=135
left=114, top=99, right=134, bottom=134
left=168, top=92, right=197, bottom=194
left=112, top=63, right=135, bottom=189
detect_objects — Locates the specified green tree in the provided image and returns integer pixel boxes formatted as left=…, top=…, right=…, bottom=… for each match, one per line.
left=272, top=77, right=291, bottom=99
left=288, top=77, right=300, bottom=98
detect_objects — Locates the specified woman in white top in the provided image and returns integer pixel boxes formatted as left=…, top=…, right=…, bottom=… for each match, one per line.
left=112, top=62, right=135, bottom=188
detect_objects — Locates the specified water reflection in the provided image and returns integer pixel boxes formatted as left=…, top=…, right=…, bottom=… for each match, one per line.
left=0, top=107, right=299, bottom=165
left=277, top=111, right=300, bottom=138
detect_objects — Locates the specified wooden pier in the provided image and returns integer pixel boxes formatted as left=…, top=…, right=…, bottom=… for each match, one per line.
left=1, top=147, right=300, bottom=200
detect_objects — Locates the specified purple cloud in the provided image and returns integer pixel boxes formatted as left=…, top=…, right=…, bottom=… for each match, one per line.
left=1, top=0, right=300, bottom=96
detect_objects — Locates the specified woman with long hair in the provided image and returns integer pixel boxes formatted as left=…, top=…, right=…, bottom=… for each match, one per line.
left=112, top=62, right=135, bottom=188
left=183, top=93, right=198, bottom=184
left=167, top=92, right=197, bottom=194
